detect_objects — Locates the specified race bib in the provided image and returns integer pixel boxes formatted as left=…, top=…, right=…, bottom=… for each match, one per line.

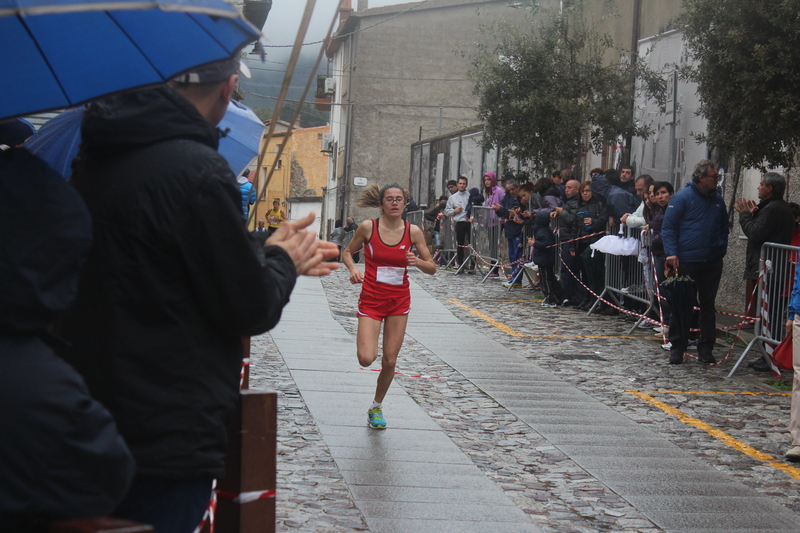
left=376, top=266, right=405, bottom=285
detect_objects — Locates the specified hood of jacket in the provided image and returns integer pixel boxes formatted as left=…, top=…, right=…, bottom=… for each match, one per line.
left=542, top=184, right=560, bottom=198
left=483, top=171, right=497, bottom=188
left=535, top=211, right=551, bottom=228
left=81, top=86, right=220, bottom=158
left=0, top=148, right=92, bottom=332
left=468, top=187, right=484, bottom=203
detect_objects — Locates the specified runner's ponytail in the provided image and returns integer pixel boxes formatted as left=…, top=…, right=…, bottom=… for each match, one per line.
left=356, top=183, right=404, bottom=208
left=357, top=184, right=382, bottom=208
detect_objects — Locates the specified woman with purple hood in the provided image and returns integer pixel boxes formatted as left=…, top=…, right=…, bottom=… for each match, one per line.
left=482, top=171, right=506, bottom=208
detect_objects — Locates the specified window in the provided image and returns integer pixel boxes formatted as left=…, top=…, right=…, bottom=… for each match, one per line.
left=276, top=159, right=282, bottom=170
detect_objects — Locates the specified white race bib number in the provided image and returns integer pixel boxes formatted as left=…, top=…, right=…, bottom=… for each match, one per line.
left=376, top=266, right=405, bottom=285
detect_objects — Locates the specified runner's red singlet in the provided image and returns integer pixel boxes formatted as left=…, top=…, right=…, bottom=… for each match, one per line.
left=357, top=219, right=412, bottom=320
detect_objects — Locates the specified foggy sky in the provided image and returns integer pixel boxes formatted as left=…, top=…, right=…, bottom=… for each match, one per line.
left=262, top=0, right=399, bottom=48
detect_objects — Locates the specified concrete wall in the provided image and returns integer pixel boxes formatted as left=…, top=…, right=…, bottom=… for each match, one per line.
left=341, top=0, right=553, bottom=224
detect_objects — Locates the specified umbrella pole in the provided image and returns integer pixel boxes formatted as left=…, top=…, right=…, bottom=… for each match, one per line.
left=250, top=0, right=318, bottom=226
left=249, top=0, right=344, bottom=229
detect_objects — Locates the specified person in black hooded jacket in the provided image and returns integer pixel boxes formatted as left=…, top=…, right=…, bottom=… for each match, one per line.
left=531, top=211, right=564, bottom=306
left=0, top=145, right=134, bottom=532
left=55, top=57, right=339, bottom=532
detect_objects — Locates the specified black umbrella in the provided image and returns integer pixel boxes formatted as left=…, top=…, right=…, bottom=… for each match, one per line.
left=660, top=269, right=697, bottom=351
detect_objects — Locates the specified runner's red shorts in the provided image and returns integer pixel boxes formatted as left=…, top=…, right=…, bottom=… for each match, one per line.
left=357, top=291, right=411, bottom=321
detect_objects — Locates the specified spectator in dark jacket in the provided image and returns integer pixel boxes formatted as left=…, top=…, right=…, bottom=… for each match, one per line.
left=531, top=211, right=564, bottom=306
left=466, top=187, right=484, bottom=215
left=590, top=170, right=640, bottom=224
left=662, top=159, right=728, bottom=365
left=530, top=177, right=563, bottom=216
left=402, top=189, right=418, bottom=220
left=619, top=165, right=637, bottom=194
left=576, top=181, right=608, bottom=310
left=492, top=179, right=522, bottom=285
left=551, top=179, right=585, bottom=306
left=734, top=172, right=794, bottom=318
left=56, top=58, right=338, bottom=532
left=0, top=146, right=134, bottom=531
left=650, top=181, right=674, bottom=329
left=425, top=195, right=448, bottom=248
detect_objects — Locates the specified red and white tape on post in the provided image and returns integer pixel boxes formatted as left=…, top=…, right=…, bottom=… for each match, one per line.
left=217, top=489, right=276, bottom=504
left=239, top=357, right=251, bottom=389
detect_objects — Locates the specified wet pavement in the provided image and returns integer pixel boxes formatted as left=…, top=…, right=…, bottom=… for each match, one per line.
left=248, top=268, right=800, bottom=533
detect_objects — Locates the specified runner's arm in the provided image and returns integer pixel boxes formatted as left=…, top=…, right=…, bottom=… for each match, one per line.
left=407, top=225, right=436, bottom=275
left=342, top=220, right=371, bottom=284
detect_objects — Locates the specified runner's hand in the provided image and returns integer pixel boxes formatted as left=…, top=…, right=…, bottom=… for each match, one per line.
left=349, top=266, right=363, bottom=284
left=406, top=251, right=417, bottom=267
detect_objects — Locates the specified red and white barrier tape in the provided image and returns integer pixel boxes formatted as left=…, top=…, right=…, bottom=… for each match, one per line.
left=558, top=254, right=757, bottom=365
left=454, top=229, right=606, bottom=271
left=217, top=489, right=276, bottom=504
left=546, top=230, right=608, bottom=248
left=193, top=480, right=218, bottom=533
left=239, top=357, right=250, bottom=390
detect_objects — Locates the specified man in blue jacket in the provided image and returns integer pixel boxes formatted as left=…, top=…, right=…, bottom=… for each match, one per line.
left=662, top=159, right=729, bottom=365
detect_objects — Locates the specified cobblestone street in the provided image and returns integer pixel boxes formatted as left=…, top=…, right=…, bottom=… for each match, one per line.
left=249, top=269, right=800, bottom=533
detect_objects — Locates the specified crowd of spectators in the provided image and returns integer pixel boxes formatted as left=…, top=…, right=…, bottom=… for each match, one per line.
left=386, top=163, right=797, bottom=371
left=338, top=163, right=798, bottom=370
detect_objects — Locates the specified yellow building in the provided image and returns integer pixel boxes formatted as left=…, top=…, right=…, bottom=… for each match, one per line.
left=251, top=123, right=330, bottom=235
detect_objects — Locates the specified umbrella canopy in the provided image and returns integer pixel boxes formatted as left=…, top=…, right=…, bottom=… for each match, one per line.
left=219, top=100, right=265, bottom=177
left=23, top=107, right=83, bottom=178
left=26, top=101, right=265, bottom=179
left=1, top=0, right=259, bottom=120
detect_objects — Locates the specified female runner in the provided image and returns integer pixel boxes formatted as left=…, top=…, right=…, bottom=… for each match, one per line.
left=342, top=184, right=437, bottom=429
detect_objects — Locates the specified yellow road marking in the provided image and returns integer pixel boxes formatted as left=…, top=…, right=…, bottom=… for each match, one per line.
left=642, top=389, right=791, bottom=397
left=626, top=390, right=800, bottom=479
left=446, top=298, right=646, bottom=339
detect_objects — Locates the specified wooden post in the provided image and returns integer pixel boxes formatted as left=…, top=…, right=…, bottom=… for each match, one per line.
left=240, top=337, right=251, bottom=390
left=50, top=518, right=153, bottom=533
left=215, top=390, right=277, bottom=533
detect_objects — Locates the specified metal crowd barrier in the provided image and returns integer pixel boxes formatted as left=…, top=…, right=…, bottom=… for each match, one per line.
left=586, top=224, right=654, bottom=334
left=728, top=242, right=800, bottom=378
left=457, top=206, right=501, bottom=278
left=341, top=230, right=359, bottom=263
left=551, top=215, right=562, bottom=282
left=405, top=209, right=424, bottom=232
left=504, top=217, right=539, bottom=290
left=437, top=216, right=457, bottom=268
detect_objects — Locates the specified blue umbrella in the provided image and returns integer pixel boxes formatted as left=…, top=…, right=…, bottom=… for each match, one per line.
left=1, top=0, right=259, bottom=120
left=26, top=101, right=264, bottom=179
left=219, top=100, right=265, bottom=177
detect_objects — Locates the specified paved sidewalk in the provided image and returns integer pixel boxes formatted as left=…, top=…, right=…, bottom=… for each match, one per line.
left=270, top=277, right=542, bottom=533
left=263, top=275, right=800, bottom=533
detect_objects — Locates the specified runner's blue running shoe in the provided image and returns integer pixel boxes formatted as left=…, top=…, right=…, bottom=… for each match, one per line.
left=368, top=407, right=386, bottom=429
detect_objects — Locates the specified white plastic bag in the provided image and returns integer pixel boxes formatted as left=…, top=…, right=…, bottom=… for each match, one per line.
left=590, top=235, right=639, bottom=256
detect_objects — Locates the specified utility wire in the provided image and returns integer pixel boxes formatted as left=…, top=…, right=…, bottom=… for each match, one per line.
left=263, top=0, right=431, bottom=48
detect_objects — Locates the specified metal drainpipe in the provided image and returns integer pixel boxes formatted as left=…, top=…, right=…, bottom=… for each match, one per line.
left=624, top=0, right=641, bottom=168
left=342, top=31, right=357, bottom=222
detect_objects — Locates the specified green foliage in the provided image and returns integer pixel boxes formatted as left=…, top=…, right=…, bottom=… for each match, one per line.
left=761, top=379, right=792, bottom=392
left=468, top=3, right=665, bottom=174
left=680, top=0, right=800, bottom=170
